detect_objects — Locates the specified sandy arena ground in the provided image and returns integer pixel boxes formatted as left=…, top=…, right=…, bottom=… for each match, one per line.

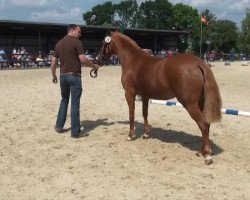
left=0, top=61, right=250, bottom=199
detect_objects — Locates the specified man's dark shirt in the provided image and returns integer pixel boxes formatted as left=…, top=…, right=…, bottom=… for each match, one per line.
left=54, top=35, right=84, bottom=74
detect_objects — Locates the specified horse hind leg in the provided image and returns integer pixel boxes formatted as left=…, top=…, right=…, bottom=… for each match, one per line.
left=185, top=103, right=212, bottom=165
left=141, top=96, right=150, bottom=139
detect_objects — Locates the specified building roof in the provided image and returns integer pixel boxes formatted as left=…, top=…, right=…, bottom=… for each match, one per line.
left=0, top=20, right=188, bottom=38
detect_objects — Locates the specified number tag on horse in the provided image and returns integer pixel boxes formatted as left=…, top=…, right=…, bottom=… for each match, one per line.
left=104, top=36, right=111, bottom=43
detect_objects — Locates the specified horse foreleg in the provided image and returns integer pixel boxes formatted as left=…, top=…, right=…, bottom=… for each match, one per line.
left=125, top=91, right=136, bottom=141
left=142, top=96, right=150, bottom=139
left=186, top=103, right=212, bottom=165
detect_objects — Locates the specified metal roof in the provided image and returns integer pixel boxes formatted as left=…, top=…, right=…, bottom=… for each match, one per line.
left=0, top=20, right=189, bottom=37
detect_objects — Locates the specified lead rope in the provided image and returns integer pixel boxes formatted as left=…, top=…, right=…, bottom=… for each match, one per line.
left=90, top=68, right=98, bottom=78
left=90, top=36, right=111, bottom=78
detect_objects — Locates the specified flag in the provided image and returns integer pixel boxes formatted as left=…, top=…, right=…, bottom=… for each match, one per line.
left=201, top=16, right=208, bottom=25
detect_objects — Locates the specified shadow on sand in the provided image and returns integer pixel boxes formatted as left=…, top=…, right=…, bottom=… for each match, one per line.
left=61, top=118, right=115, bottom=134
left=62, top=118, right=223, bottom=155
left=116, top=120, right=224, bottom=156
left=80, top=118, right=115, bottom=133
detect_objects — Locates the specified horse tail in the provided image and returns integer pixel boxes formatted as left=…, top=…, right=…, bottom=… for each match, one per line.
left=199, top=64, right=222, bottom=123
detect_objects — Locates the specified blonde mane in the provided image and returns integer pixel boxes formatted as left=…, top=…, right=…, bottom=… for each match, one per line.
left=113, top=32, right=141, bottom=50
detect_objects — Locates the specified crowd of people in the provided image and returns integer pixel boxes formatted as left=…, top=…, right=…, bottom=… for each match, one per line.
left=83, top=51, right=120, bottom=66
left=1, top=46, right=248, bottom=70
left=0, top=46, right=121, bottom=69
left=0, top=47, right=54, bottom=69
left=203, top=50, right=249, bottom=63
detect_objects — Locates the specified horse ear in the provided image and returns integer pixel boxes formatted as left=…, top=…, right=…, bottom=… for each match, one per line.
left=106, top=29, right=113, bottom=36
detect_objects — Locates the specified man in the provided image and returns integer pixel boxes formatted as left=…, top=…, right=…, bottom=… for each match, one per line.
left=51, top=24, right=100, bottom=138
left=0, top=47, right=6, bottom=68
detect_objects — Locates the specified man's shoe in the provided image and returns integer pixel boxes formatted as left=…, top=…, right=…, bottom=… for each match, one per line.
left=54, top=126, right=64, bottom=133
left=71, top=132, right=89, bottom=138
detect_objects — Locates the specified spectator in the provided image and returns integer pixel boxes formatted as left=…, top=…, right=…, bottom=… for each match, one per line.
left=157, top=49, right=167, bottom=58
left=229, top=48, right=234, bottom=62
left=204, top=52, right=208, bottom=62
left=167, top=50, right=173, bottom=57
left=43, top=50, right=54, bottom=67
left=21, top=47, right=28, bottom=68
left=0, top=47, right=7, bottom=68
left=10, top=47, right=18, bottom=68
left=209, top=51, right=216, bottom=62
left=110, top=55, right=120, bottom=65
left=36, top=55, right=44, bottom=67
left=12, top=47, right=17, bottom=55
left=0, top=47, right=4, bottom=59
left=174, top=48, right=179, bottom=55
left=26, top=55, right=36, bottom=68
left=16, top=49, right=22, bottom=68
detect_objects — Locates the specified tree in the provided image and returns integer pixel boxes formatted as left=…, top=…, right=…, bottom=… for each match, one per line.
left=209, top=20, right=238, bottom=53
left=82, top=1, right=241, bottom=55
left=138, top=0, right=173, bottom=29
left=83, top=1, right=116, bottom=26
left=171, top=3, right=200, bottom=52
left=238, top=10, right=250, bottom=54
left=114, top=0, right=139, bottom=28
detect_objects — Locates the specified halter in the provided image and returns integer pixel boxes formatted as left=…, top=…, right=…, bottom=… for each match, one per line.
left=91, top=36, right=112, bottom=78
left=99, top=36, right=112, bottom=60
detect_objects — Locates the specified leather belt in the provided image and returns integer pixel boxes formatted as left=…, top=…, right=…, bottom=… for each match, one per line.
left=61, top=72, right=81, bottom=77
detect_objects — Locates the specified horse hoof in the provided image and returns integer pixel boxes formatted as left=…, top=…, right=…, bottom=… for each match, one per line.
left=142, top=134, right=150, bottom=139
left=196, top=151, right=203, bottom=157
left=126, top=136, right=132, bottom=141
left=204, top=155, right=213, bottom=165
left=126, top=135, right=135, bottom=141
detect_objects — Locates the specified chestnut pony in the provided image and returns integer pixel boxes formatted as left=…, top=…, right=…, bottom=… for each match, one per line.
left=98, top=31, right=222, bottom=165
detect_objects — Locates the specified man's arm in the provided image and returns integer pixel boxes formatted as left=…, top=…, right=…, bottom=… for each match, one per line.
left=79, top=54, right=100, bottom=71
left=50, top=56, right=58, bottom=83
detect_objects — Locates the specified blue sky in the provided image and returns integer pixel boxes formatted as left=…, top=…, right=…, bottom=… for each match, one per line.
left=0, top=0, right=249, bottom=27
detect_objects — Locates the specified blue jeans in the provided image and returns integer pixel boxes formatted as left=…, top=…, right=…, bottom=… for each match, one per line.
left=56, top=74, right=82, bottom=136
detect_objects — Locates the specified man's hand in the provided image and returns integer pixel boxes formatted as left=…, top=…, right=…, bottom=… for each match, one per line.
left=52, top=76, right=58, bottom=84
left=51, top=56, right=58, bottom=84
left=90, top=64, right=101, bottom=78
left=94, top=64, right=101, bottom=71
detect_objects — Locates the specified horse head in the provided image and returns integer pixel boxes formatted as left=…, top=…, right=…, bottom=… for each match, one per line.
left=97, top=32, right=116, bottom=65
